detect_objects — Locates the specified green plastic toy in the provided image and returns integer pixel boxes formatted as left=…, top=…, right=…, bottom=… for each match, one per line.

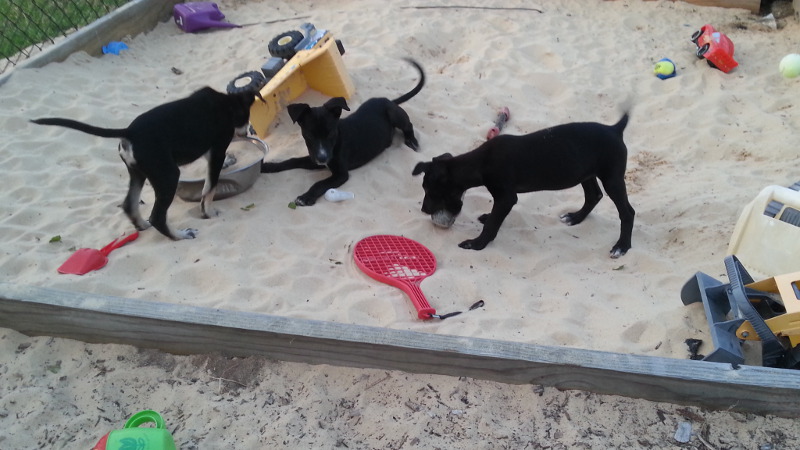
left=92, top=410, right=177, bottom=450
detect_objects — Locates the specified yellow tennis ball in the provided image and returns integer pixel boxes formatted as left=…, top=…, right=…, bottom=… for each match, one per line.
left=654, top=60, right=675, bottom=76
left=779, top=53, right=800, bottom=79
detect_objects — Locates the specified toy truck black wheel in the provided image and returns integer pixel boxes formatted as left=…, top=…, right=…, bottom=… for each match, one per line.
left=696, top=44, right=709, bottom=59
left=269, top=30, right=304, bottom=60
left=226, top=71, right=268, bottom=95
left=690, top=30, right=702, bottom=43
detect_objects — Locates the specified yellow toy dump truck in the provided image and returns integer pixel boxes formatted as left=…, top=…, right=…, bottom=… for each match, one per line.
left=227, top=23, right=355, bottom=138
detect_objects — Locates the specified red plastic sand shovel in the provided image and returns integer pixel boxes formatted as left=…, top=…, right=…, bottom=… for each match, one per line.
left=58, top=231, right=139, bottom=275
left=354, top=235, right=440, bottom=320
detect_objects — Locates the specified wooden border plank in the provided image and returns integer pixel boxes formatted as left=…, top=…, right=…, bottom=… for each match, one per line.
left=631, top=0, right=760, bottom=13
left=0, top=0, right=182, bottom=86
left=681, top=0, right=760, bottom=13
left=1, top=282, right=799, bottom=418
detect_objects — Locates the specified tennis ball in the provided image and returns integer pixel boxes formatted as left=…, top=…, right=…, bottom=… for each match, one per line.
left=779, top=54, right=800, bottom=79
left=653, top=58, right=676, bottom=80
left=654, top=60, right=675, bottom=76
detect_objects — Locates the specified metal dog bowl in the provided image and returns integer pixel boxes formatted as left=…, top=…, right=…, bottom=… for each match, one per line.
left=176, top=136, right=268, bottom=202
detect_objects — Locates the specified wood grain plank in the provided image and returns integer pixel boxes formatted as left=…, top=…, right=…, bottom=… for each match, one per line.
left=1, top=282, right=799, bottom=417
left=4, top=0, right=181, bottom=75
left=632, top=0, right=760, bottom=13
left=681, top=0, right=760, bottom=13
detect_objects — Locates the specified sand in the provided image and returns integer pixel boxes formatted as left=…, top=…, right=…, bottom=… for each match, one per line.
left=2, top=0, right=800, bottom=447
left=2, top=327, right=799, bottom=449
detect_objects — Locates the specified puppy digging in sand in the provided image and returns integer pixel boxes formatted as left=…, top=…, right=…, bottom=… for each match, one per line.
left=32, top=87, right=260, bottom=240
left=413, top=112, right=635, bottom=258
left=261, top=58, right=425, bottom=206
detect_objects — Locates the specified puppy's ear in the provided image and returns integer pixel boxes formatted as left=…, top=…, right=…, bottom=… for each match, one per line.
left=412, top=161, right=430, bottom=176
left=323, top=97, right=350, bottom=117
left=433, top=153, right=453, bottom=161
left=287, top=103, right=311, bottom=123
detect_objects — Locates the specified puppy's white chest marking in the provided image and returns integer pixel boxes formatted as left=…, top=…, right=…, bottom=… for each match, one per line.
left=118, top=139, right=136, bottom=166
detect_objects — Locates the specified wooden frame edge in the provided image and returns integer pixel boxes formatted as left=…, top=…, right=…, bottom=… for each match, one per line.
left=0, top=0, right=182, bottom=87
left=1, top=282, right=799, bottom=418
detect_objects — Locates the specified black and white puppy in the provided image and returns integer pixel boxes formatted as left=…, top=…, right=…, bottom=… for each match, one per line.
left=32, top=87, right=259, bottom=240
left=261, top=58, right=425, bottom=206
left=413, top=113, right=635, bottom=258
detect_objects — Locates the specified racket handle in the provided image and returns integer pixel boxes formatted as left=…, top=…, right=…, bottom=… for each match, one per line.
left=407, top=282, right=436, bottom=320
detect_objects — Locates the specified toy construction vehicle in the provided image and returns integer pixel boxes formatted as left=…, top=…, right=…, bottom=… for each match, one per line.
left=227, top=23, right=355, bottom=138
left=681, top=182, right=800, bottom=369
left=681, top=255, right=800, bottom=369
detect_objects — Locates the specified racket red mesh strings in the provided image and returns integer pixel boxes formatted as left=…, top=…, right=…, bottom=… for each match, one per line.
left=353, top=235, right=437, bottom=319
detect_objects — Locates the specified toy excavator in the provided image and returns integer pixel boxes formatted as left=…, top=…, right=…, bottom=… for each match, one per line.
left=681, top=255, right=800, bottom=369
left=682, top=182, right=800, bottom=369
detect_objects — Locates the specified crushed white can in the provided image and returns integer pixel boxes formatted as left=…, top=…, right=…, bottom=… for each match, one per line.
left=324, top=188, right=354, bottom=202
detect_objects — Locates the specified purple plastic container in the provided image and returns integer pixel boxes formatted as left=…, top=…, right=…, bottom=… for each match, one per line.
left=173, top=2, right=240, bottom=33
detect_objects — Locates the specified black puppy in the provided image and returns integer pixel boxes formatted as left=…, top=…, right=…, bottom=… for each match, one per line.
left=261, top=58, right=425, bottom=206
left=32, top=87, right=258, bottom=240
left=412, top=113, right=635, bottom=258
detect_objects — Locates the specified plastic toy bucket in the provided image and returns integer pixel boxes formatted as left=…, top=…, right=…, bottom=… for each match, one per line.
left=92, top=410, right=177, bottom=450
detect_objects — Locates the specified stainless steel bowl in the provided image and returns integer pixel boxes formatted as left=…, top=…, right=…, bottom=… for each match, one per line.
left=176, top=136, right=268, bottom=202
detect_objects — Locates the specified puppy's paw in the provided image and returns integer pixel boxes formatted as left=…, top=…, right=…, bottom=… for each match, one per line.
left=405, top=137, right=420, bottom=151
left=559, top=212, right=583, bottom=226
left=459, top=239, right=487, bottom=251
left=477, top=214, right=489, bottom=224
left=177, top=228, right=198, bottom=239
left=222, top=154, right=237, bottom=169
left=610, top=245, right=629, bottom=259
left=134, top=220, right=152, bottom=231
left=294, top=195, right=317, bottom=207
left=201, top=208, right=220, bottom=219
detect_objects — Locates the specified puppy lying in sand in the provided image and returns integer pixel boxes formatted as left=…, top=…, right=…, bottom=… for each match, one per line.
left=261, top=58, right=425, bottom=206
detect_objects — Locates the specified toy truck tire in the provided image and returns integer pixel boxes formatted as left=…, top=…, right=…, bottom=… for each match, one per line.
left=696, top=44, right=709, bottom=59
left=269, top=30, right=304, bottom=60
left=226, top=71, right=268, bottom=95
left=690, top=30, right=702, bottom=43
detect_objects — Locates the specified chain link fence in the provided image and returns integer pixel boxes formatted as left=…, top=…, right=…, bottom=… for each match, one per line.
left=1, top=0, right=130, bottom=74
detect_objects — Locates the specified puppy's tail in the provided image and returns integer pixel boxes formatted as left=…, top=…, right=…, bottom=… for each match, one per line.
left=392, top=58, right=425, bottom=105
left=612, top=112, right=630, bottom=135
left=31, top=118, right=128, bottom=139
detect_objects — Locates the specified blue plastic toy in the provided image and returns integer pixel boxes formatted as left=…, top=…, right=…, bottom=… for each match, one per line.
left=102, top=41, right=128, bottom=55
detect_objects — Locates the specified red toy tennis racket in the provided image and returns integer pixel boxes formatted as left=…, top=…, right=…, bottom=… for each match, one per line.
left=353, top=235, right=438, bottom=320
